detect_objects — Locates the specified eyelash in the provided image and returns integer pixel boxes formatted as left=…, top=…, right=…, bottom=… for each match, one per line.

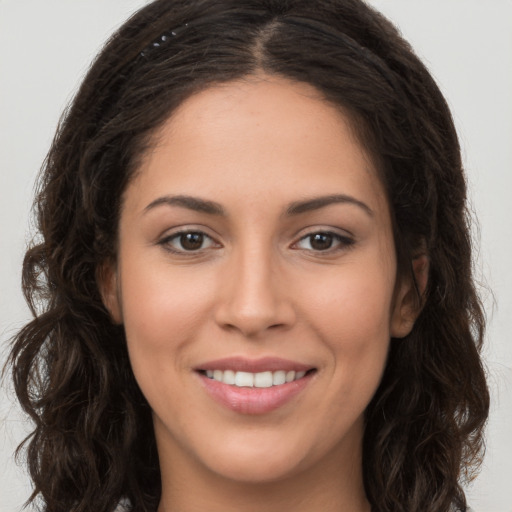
left=158, top=229, right=355, bottom=255
left=158, top=230, right=219, bottom=254
left=293, top=231, right=355, bottom=253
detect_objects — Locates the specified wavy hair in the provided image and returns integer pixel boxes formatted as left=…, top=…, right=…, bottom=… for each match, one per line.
left=9, top=1, right=489, bottom=511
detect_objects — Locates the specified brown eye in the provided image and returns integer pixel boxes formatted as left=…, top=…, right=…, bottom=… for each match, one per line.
left=180, top=232, right=204, bottom=250
left=309, top=233, right=334, bottom=251
left=294, top=231, right=355, bottom=253
left=160, top=230, right=217, bottom=253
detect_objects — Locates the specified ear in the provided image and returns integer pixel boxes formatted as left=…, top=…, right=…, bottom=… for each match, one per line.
left=96, top=261, right=123, bottom=324
left=390, top=253, right=429, bottom=338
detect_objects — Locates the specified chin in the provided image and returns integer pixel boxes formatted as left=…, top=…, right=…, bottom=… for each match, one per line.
left=191, top=425, right=334, bottom=485
left=205, top=450, right=307, bottom=484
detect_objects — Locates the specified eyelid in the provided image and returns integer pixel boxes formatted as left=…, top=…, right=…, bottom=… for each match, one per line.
left=155, top=225, right=355, bottom=255
left=291, top=228, right=355, bottom=252
left=157, top=226, right=222, bottom=254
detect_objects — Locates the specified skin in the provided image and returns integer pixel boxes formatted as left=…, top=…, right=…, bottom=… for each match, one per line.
left=101, top=75, right=422, bottom=512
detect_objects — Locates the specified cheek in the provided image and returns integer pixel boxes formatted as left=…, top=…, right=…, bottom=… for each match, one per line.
left=324, top=283, right=391, bottom=378
left=295, top=256, right=394, bottom=399
left=300, top=258, right=395, bottom=344
left=117, top=255, right=215, bottom=377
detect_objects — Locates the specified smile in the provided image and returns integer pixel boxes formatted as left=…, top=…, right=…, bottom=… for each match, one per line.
left=201, top=369, right=308, bottom=388
left=195, top=357, right=317, bottom=414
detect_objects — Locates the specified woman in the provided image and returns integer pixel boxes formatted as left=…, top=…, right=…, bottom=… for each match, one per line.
left=8, top=1, right=489, bottom=511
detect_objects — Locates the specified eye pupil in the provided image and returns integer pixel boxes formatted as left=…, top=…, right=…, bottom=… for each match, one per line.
left=181, top=232, right=204, bottom=250
left=310, top=233, right=333, bottom=250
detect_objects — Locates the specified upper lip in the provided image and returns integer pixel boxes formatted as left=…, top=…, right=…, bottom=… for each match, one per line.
left=195, top=356, right=314, bottom=373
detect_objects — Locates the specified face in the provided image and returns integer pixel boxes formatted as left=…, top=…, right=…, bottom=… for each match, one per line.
left=102, top=76, right=416, bottom=485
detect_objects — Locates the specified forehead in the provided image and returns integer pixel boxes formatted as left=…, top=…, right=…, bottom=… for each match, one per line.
left=152, top=75, right=364, bottom=162
left=128, top=75, right=388, bottom=216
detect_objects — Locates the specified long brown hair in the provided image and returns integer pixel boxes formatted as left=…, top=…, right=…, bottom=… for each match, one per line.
left=8, top=1, right=489, bottom=511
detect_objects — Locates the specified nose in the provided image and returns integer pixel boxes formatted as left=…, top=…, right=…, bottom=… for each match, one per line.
left=214, top=245, right=296, bottom=338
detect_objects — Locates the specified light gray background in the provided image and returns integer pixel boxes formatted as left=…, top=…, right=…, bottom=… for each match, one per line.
left=1, top=1, right=511, bottom=511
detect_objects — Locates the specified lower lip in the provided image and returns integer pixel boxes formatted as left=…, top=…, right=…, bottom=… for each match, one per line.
left=197, top=372, right=314, bottom=415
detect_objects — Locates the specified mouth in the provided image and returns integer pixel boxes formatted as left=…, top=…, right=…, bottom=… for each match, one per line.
left=195, top=357, right=317, bottom=414
left=197, top=368, right=316, bottom=388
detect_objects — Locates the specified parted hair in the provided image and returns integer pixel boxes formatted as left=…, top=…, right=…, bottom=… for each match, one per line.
left=9, top=1, right=489, bottom=511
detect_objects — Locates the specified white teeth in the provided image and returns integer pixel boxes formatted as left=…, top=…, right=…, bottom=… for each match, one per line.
left=223, top=369, right=236, bottom=385
left=205, top=369, right=310, bottom=387
left=272, top=370, right=286, bottom=385
left=285, top=370, right=296, bottom=383
left=254, top=371, right=273, bottom=388
left=235, top=371, right=254, bottom=387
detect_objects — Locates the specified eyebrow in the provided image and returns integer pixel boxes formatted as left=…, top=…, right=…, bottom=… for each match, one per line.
left=286, top=194, right=373, bottom=217
left=144, top=195, right=225, bottom=215
left=143, top=193, right=373, bottom=217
